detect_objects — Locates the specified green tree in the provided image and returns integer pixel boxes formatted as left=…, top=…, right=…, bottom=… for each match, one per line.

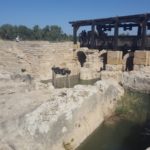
left=49, top=25, right=63, bottom=41
left=42, top=25, right=50, bottom=40
left=18, top=25, right=32, bottom=40
left=33, top=25, right=42, bottom=40
left=0, top=24, right=73, bottom=41
left=0, top=24, right=14, bottom=39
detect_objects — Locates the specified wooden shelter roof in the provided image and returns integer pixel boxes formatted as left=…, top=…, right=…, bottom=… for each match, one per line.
left=69, top=13, right=150, bottom=27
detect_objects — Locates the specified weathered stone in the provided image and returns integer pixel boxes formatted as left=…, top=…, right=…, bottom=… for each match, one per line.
left=0, top=80, right=124, bottom=150
left=0, top=41, right=78, bottom=80
left=106, top=64, right=123, bottom=71
left=100, top=71, right=122, bottom=82
left=84, top=61, right=101, bottom=71
left=107, top=51, right=123, bottom=65
left=122, top=71, right=150, bottom=93
left=0, top=40, right=149, bottom=150
left=76, top=49, right=102, bottom=81
left=134, top=51, right=150, bottom=66
left=80, top=68, right=100, bottom=80
left=134, top=65, right=145, bottom=71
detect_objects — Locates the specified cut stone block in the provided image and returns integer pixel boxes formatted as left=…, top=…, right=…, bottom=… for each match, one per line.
left=134, top=51, right=150, bottom=66
left=107, top=51, right=123, bottom=65
left=80, top=68, right=100, bottom=80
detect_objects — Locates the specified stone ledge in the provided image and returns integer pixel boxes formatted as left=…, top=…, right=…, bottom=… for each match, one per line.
left=0, top=80, right=124, bottom=150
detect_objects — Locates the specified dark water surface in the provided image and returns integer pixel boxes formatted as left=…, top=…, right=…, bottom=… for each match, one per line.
left=76, top=92, right=150, bottom=150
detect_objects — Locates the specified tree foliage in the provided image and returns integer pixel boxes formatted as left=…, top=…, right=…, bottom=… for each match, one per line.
left=0, top=24, right=72, bottom=41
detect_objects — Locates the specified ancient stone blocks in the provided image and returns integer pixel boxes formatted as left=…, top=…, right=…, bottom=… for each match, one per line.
left=106, top=64, right=123, bottom=71
left=134, top=51, right=150, bottom=66
left=100, top=71, right=122, bottom=82
left=107, top=51, right=123, bottom=65
left=80, top=68, right=100, bottom=80
left=106, top=51, right=123, bottom=71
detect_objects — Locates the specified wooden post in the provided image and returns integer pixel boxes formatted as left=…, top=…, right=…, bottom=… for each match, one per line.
left=138, top=25, right=142, bottom=37
left=141, top=15, right=147, bottom=49
left=91, top=22, right=95, bottom=48
left=114, top=18, right=119, bottom=50
left=73, top=26, right=79, bottom=60
left=73, top=26, right=79, bottom=45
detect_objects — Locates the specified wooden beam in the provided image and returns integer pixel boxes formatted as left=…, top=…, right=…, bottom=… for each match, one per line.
left=69, top=13, right=150, bottom=27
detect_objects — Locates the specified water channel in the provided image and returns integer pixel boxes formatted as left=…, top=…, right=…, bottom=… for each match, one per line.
left=76, top=91, right=150, bottom=150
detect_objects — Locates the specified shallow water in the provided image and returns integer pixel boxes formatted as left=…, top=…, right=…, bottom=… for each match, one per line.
left=76, top=92, right=150, bottom=150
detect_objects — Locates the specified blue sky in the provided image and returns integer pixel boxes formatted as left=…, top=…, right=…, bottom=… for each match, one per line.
left=0, top=0, right=149, bottom=34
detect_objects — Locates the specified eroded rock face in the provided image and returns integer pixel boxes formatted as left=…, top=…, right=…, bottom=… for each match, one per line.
left=100, top=66, right=150, bottom=93
left=0, top=80, right=124, bottom=150
left=122, top=68, right=150, bottom=93
left=100, top=70, right=123, bottom=82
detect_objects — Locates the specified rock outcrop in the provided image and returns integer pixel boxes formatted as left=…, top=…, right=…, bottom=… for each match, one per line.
left=122, top=67, right=150, bottom=93
left=0, top=79, right=124, bottom=150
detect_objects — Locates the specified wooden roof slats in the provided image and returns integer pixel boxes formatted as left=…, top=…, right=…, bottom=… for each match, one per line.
left=69, top=13, right=150, bottom=27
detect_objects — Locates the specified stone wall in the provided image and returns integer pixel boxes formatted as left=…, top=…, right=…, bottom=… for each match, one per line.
left=0, top=40, right=79, bottom=81
left=106, top=50, right=150, bottom=72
